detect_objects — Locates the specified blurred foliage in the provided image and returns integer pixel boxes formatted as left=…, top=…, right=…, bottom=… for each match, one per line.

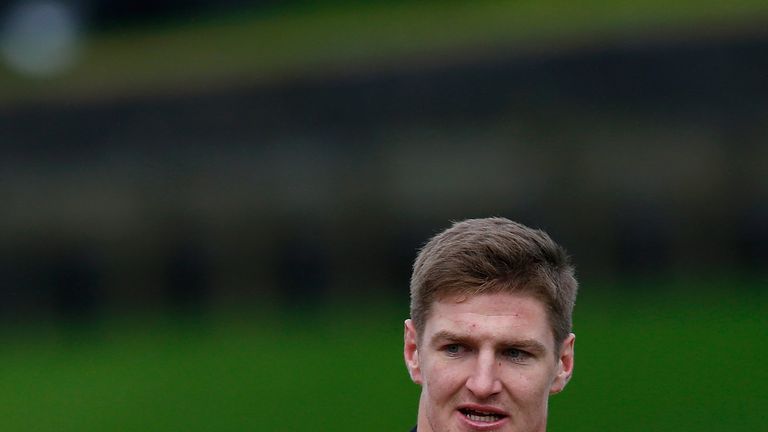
left=1, top=281, right=766, bottom=431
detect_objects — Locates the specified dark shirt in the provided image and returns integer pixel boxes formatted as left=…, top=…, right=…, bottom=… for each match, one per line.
left=410, top=427, right=416, bottom=432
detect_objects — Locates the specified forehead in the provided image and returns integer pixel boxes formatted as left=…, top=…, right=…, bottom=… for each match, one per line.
left=424, top=292, right=554, bottom=346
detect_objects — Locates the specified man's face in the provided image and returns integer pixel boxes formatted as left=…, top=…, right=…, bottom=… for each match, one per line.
left=404, top=292, right=574, bottom=432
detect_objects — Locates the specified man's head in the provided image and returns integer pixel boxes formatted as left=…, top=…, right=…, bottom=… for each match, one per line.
left=409, top=217, right=577, bottom=349
left=404, top=217, right=578, bottom=432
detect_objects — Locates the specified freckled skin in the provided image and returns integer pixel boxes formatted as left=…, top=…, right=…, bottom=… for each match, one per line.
left=404, top=293, right=575, bottom=432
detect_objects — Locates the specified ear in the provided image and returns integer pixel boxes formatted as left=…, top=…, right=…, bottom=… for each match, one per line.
left=404, top=319, right=423, bottom=385
left=550, top=333, right=575, bottom=394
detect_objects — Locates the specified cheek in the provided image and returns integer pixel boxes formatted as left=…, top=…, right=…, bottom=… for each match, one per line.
left=507, top=369, right=554, bottom=400
left=423, top=360, right=467, bottom=400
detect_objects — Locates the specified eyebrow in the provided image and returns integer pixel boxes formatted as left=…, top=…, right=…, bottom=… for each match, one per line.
left=429, top=330, right=548, bottom=354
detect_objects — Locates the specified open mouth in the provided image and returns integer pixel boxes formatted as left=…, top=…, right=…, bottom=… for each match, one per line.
left=458, top=408, right=507, bottom=423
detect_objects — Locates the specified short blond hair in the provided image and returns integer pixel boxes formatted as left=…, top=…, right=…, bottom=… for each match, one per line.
left=410, top=217, right=578, bottom=346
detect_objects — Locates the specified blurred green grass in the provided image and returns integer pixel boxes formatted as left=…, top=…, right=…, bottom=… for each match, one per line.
left=3, top=0, right=768, bottom=104
left=1, top=283, right=766, bottom=431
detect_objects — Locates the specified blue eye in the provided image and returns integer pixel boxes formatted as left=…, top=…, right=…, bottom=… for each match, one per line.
left=503, top=348, right=529, bottom=361
left=444, top=344, right=464, bottom=356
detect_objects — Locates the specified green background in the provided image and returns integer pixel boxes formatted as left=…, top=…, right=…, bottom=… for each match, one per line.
left=2, top=2, right=767, bottom=431
left=3, top=280, right=765, bottom=431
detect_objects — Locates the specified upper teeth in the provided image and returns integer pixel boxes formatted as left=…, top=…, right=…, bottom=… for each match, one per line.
left=465, top=411, right=501, bottom=422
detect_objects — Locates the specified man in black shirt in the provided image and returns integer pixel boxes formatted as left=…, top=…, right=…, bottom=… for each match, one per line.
left=404, top=218, right=577, bottom=432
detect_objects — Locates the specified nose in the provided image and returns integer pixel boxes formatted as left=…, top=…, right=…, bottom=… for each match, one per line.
left=465, top=350, right=502, bottom=398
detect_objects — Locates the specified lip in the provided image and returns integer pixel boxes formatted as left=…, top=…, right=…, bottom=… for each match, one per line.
left=455, top=404, right=510, bottom=431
